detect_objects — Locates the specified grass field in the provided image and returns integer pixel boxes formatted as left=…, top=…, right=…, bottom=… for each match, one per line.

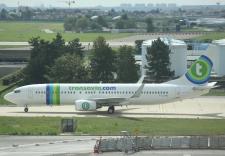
left=0, top=83, right=8, bottom=91
left=0, top=117, right=225, bottom=136
left=0, top=21, right=132, bottom=42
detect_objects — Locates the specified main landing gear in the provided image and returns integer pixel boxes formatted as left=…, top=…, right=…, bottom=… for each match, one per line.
left=107, top=106, right=115, bottom=114
left=24, top=105, right=29, bottom=113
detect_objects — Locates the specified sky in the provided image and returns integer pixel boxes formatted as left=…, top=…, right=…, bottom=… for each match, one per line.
left=0, top=0, right=223, bottom=8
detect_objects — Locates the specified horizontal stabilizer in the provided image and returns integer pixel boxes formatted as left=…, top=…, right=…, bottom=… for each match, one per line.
left=192, top=82, right=217, bottom=91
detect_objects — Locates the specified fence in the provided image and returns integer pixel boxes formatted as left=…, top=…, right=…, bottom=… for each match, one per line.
left=95, top=136, right=225, bottom=153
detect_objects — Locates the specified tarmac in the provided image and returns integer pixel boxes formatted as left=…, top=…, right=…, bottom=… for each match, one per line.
left=0, top=96, right=225, bottom=119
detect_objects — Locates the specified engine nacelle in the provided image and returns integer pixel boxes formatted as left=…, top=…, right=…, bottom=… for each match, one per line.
left=75, top=100, right=97, bottom=111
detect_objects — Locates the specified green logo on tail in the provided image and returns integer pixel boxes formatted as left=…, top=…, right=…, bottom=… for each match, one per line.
left=185, top=55, right=212, bottom=85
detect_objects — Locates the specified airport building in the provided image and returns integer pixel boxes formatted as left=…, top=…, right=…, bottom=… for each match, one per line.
left=208, top=39, right=225, bottom=77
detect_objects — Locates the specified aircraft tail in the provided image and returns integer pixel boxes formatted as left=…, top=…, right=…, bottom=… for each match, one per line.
left=166, top=55, right=214, bottom=86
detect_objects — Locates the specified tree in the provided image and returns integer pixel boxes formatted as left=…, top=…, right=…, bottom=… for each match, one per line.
left=0, top=9, right=8, bottom=20
left=90, top=36, right=116, bottom=83
left=115, top=13, right=136, bottom=29
left=125, top=19, right=137, bottom=29
left=49, top=33, right=66, bottom=64
left=21, top=7, right=33, bottom=20
left=23, top=33, right=86, bottom=84
left=76, top=17, right=88, bottom=32
left=66, top=38, right=85, bottom=58
left=90, top=21, right=102, bottom=32
left=23, top=34, right=68, bottom=84
left=115, top=20, right=125, bottom=29
left=145, top=38, right=174, bottom=82
left=135, top=40, right=144, bottom=55
left=23, top=37, right=51, bottom=84
left=115, top=19, right=136, bottom=29
left=97, top=16, right=108, bottom=27
left=121, top=13, right=128, bottom=20
left=45, top=54, right=88, bottom=83
left=145, top=17, right=154, bottom=32
left=64, top=16, right=77, bottom=31
left=116, top=46, right=139, bottom=83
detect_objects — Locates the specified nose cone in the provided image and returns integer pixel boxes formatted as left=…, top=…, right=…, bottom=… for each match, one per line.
left=4, top=92, right=14, bottom=103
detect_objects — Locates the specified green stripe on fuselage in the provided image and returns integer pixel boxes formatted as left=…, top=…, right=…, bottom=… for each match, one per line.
left=53, top=84, right=60, bottom=105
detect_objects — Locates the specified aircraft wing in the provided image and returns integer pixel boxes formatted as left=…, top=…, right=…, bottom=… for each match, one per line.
left=87, top=83, right=145, bottom=106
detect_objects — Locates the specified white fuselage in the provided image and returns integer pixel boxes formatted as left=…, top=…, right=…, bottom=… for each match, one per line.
left=4, top=83, right=208, bottom=107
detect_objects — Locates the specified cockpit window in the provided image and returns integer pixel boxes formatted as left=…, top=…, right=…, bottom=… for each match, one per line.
left=14, top=90, right=21, bottom=93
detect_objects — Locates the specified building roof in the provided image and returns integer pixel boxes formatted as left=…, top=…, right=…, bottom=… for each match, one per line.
left=142, top=37, right=186, bottom=46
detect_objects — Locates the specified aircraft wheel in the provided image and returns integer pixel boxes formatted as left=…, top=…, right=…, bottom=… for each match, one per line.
left=108, top=106, right=115, bottom=114
left=24, top=107, right=28, bottom=113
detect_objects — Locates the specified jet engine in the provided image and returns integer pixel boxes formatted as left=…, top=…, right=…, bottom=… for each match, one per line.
left=75, top=100, right=97, bottom=111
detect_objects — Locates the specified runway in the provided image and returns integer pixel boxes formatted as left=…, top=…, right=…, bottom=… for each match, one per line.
left=1, top=97, right=225, bottom=119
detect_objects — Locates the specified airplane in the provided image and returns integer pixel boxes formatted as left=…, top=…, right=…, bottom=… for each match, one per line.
left=4, top=55, right=216, bottom=114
